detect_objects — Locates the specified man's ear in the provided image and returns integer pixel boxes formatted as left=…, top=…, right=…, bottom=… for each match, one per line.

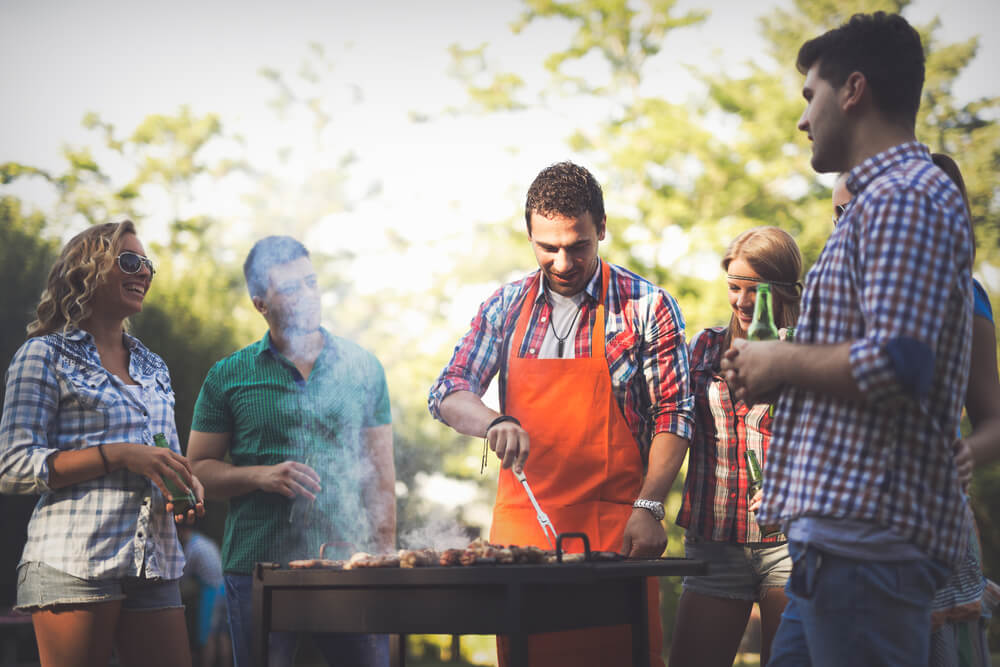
left=841, top=71, right=867, bottom=112
left=252, top=296, right=267, bottom=315
left=596, top=217, right=607, bottom=242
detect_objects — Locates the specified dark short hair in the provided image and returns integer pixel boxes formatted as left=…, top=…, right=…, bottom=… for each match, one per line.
left=243, top=236, right=310, bottom=298
left=797, top=12, right=924, bottom=128
left=524, top=162, right=605, bottom=233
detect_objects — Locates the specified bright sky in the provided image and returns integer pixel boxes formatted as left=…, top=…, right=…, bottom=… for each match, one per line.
left=1, top=0, right=997, bottom=283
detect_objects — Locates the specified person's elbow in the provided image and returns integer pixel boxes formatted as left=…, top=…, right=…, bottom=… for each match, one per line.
left=186, top=432, right=231, bottom=485
left=0, top=454, right=51, bottom=495
left=851, top=337, right=936, bottom=402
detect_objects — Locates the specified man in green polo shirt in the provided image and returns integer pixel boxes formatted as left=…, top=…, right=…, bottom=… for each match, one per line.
left=188, top=236, right=395, bottom=667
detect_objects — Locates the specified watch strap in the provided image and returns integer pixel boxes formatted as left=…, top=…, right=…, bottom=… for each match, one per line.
left=632, top=498, right=665, bottom=521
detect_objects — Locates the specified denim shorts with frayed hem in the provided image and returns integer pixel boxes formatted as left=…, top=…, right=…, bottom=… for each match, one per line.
left=15, top=561, right=183, bottom=612
left=682, top=533, right=792, bottom=600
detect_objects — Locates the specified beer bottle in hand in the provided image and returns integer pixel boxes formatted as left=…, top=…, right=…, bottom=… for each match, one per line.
left=747, top=283, right=779, bottom=341
left=745, top=449, right=781, bottom=537
left=153, top=432, right=196, bottom=516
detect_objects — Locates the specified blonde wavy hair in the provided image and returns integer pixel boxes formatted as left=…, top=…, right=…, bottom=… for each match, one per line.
left=27, top=220, right=138, bottom=338
left=722, top=226, right=803, bottom=350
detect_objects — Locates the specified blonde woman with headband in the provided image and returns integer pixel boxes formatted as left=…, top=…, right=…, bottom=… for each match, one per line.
left=0, top=221, right=204, bottom=667
left=670, top=226, right=802, bottom=667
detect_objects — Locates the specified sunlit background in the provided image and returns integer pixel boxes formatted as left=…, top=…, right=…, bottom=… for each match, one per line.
left=2, top=0, right=999, bottom=664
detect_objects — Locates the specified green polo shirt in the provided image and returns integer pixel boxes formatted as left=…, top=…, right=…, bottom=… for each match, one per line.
left=191, top=329, right=391, bottom=574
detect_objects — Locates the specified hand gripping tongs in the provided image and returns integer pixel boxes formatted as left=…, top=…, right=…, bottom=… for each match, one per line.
left=514, top=469, right=558, bottom=549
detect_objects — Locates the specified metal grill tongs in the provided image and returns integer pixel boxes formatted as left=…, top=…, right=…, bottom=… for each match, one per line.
left=514, top=469, right=558, bottom=549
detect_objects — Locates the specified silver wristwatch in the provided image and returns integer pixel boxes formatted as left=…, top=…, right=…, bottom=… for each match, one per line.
left=632, top=498, right=665, bottom=521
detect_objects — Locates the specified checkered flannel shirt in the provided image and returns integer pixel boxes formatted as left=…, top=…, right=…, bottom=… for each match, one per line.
left=429, top=259, right=694, bottom=461
left=678, top=327, right=783, bottom=543
left=0, top=330, right=185, bottom=580
left=759, top=142, right=973, bottom=567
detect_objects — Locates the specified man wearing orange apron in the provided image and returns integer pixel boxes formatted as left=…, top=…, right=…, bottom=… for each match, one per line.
left=429, top=162, right=693, bottom=667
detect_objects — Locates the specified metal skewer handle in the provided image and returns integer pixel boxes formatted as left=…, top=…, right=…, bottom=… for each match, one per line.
left=514, top=469, right=558, bottom=549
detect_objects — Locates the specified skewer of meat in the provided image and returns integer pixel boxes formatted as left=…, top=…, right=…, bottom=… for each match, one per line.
left=460, top=544, right=498, bottom=566
left=543, top=551, right=585, bottom=564
left=510, top=545, right=547, bottom=564
left=399, top=548, right=439, bottom=568
left=288, top=558, right=344, bottom=569
left=343, top=552, right=401, bottom=569
left=439, top=548, right=463, bottom=566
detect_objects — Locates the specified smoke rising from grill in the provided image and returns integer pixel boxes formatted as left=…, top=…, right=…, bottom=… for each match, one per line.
left=399, top=515, right=474, bottom=552
left=244, top=236, right=395, bottom=563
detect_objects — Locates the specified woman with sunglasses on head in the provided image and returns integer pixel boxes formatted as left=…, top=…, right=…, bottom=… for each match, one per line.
left=0, top=220, right=205, bottom=667
left=669, top=226, right=802, bottom=667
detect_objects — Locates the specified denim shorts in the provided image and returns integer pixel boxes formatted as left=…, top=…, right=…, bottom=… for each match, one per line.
left=16, top=561, right=183, bottom=612
left=682, top=533, right=792, bottom=600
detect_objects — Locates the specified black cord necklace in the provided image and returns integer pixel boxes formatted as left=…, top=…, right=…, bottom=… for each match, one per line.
left=550, top=301, right=583, bottom=358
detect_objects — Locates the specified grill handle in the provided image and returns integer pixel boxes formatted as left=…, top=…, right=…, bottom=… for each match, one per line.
left=555, top=532, right=591, bottom=563
left=254, top=562, right=280, bottom=580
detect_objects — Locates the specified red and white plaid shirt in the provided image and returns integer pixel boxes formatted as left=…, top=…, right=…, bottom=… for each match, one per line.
left=429, top=260, right=693, bottom=461
left=677, top=327, right=783, bottom=543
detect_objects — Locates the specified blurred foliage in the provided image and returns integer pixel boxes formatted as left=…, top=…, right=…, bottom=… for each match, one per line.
left=0, top=198, right=61, bottom=606
left=0, top=197, right=58, bottom=390
left=0, top=0, right=998, bottom=660
left=513, top=0, right=708, bottom=96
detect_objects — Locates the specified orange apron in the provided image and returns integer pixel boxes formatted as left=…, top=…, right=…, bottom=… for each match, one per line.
left=490, top=262, right=664, bottom=667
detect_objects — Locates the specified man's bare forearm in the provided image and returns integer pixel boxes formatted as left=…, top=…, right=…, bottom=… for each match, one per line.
left=439, top=390, right=500, bottom=437
left=637, top=432, right=689, bottom=501
left=779, top=341, right=861, bottom=400
left=190, top=458, right=266, bottom=500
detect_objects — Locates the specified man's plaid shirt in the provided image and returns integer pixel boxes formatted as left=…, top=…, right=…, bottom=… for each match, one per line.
left=429, top=259, right=693, bottom=460
left=759, top=143, right=973, bottom=567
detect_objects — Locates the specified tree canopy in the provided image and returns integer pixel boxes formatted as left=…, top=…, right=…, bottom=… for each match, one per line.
left=1, top=0, right=997, bottom=656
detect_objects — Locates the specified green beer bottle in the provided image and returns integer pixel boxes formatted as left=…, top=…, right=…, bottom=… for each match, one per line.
left=747, top=283, right=779, bottom=341
left=153, top=432, right=196, bottom=516
left=745, top=449, right=781, bottom=537
left=745, top=449, right=764, bottom=501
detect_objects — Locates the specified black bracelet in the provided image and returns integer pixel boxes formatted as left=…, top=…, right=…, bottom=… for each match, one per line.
left=97, top=444, right=111, bottom=474
left=481, top=416, right=522, bottom=475
left=486, top=415, right=521, bottom=434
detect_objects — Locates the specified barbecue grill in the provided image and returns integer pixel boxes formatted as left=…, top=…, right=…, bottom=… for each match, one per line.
left=252, top=534, right=706, bottom=667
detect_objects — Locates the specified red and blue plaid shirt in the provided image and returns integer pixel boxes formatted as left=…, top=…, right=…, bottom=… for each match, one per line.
left=429, top=260, right=693, bottom=461
left=759, top=142, right=974, bottom=567
left=678, top=327, right=783, bottom=543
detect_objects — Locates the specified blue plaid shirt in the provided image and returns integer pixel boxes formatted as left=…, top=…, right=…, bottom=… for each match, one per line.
left=759, top=142, right=973, bottom=567
left=0, top=329, right=185, bottom=580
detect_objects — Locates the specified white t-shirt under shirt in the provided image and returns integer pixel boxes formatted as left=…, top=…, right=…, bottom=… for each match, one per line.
left=538, top=281, right=586, bottom=359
